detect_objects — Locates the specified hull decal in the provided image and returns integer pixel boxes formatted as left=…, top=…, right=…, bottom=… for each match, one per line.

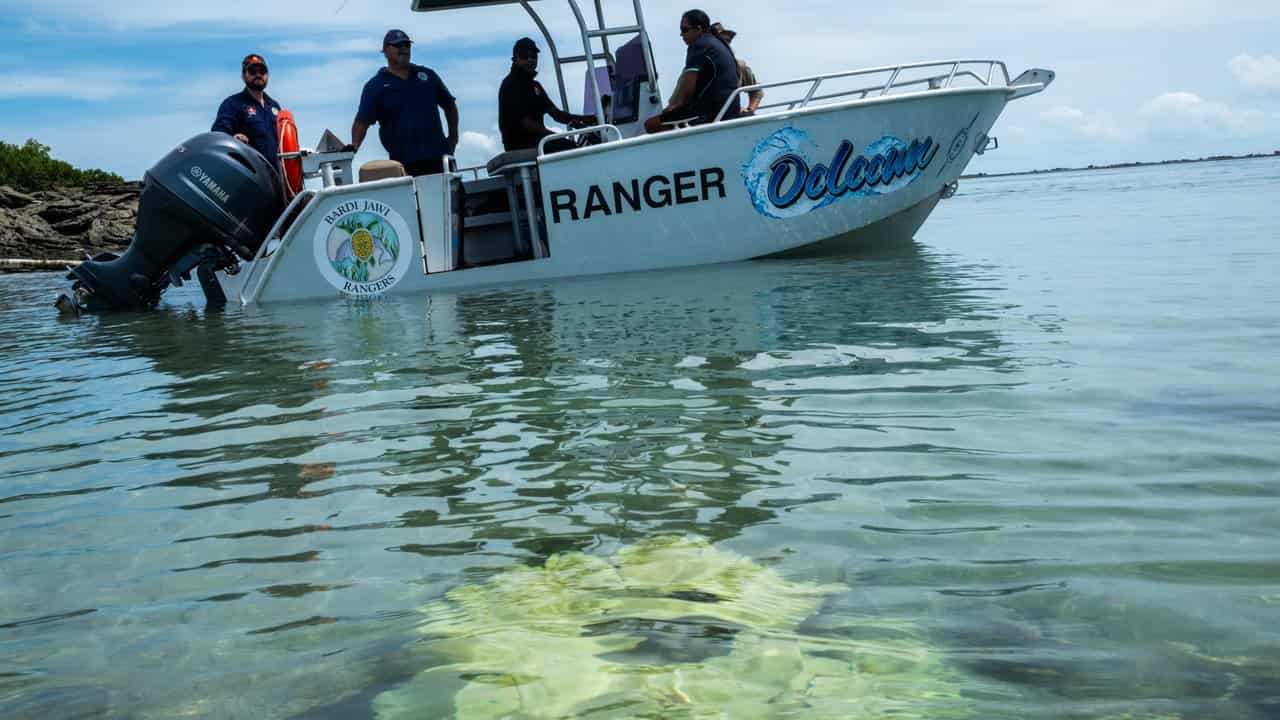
left=934, top=112, right=981, bottom=178
left=548, top=167, right=726, bottom=224
left=741, top=127, right=938, bottom=219
left=313, top=199, right=414, bottom=295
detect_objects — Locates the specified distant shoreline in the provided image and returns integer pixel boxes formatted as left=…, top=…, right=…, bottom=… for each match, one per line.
left=962, top=150, right=1280, bottom=180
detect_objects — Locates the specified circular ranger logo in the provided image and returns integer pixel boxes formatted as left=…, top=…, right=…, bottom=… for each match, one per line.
left=313, top=199, right=414, bottom=295
left=417, top=71, right=429, bottom=82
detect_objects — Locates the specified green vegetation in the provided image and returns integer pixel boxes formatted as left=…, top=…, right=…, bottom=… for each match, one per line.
left=964, top=149, right=1280, bottom=180
left=0, top=138, right=123, bottom=192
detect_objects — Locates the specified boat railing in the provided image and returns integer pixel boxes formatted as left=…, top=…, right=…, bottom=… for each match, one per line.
left=238, top=177, right=411, bottom=305
left=237, top=189, right=318, bottom=305
left=716, top=59, right=1012, bottom=121
left=539, top=124, right=624, bottom=154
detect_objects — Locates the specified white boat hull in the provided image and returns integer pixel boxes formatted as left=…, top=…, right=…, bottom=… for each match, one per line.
left=227, top=86, right=1011, bottom=305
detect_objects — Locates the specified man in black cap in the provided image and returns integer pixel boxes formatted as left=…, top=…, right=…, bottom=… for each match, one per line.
left=212, top=54, right=284, bottom=178
left=352, top=29, right=460, bottom=176
left=499, top=37, right=594, bottom=153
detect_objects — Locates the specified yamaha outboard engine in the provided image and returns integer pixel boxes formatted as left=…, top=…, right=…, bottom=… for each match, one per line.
left=59, top=132, right=284, bottom=313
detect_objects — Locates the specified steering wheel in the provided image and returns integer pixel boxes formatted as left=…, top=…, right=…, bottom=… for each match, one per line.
left=574, top=131, right=604, bottom=148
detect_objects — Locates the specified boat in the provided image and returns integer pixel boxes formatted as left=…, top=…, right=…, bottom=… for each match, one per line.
left=58, top=0, right=1053, bottom=313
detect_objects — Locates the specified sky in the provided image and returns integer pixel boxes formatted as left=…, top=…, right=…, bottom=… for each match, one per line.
left=1, top=0, right=1278, bottom=180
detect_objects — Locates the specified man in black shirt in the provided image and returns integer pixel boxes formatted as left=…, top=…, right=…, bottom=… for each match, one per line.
left=499, top=37, right=594, bottom=153
left=645, top=9, right=741, bottom=133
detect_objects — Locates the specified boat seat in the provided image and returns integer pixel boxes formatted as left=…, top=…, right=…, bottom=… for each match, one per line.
left=464, top=211, right=514, bottom=230
left=359, top=159, right=406, bottom=183
left=611, top=36, right=648, bottom=124
left=485, top=149, right=540, bottom=176
left=476, top=149, right=547, bottom=260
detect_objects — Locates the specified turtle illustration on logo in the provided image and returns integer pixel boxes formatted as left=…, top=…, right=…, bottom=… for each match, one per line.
left=327, top=212, right=401, bottom=283
left=313, top=199, right=415, bottom=295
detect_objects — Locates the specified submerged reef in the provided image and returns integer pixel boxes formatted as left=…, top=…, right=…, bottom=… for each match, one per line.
left=374, top=536, right=973, bottom=719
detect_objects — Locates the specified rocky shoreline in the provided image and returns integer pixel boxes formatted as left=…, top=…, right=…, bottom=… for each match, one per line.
left=0, top=182, right=139, bottom=273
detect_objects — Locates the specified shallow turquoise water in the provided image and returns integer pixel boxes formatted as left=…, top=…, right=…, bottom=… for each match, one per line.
left=2, top=157, right=1278, bottom=718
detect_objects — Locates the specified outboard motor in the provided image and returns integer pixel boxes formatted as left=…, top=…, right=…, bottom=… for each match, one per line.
left=59, top=132, right=284, bottom=313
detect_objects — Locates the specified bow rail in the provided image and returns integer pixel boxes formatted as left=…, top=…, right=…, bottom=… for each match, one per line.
left=717, top=59, right=1040, bottom=121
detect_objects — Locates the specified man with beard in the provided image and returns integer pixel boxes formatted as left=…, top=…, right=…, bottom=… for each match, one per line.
left=212, top=54, right=284, bottom=180
left=352, top=29, right=460, bottom=176
left=498, top=37, right=594, bottom=153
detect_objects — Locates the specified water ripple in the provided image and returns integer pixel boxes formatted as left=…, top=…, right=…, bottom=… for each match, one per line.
left=3, top=160, right=1280, bottom=719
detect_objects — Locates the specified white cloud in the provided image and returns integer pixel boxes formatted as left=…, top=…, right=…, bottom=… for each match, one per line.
left=270, top=38, right=385, bottom=56
left=1041, top=104, right=1130, bottom=140
left=0, top=0, right=532, bottom=38
left=1043, top=106, right=1084, bottom=121
left=456, top=130, right=500, bottom=167
left=434, top=55, right=514, bottom=105
left=1142, top=91, right=1267, bottom=139
left=0, top=110, right=207, bottom=177
left=0, top=68, right=163, bottom=100
left=1229, top=54, right=1280, bottom=93
left=6, top=0, right=1280, bottom=177
left=10, top=0, right=1279, bottom=33
left=173, top=73, right=245, bottom=109
left=261, top=58, right=379, bottom=111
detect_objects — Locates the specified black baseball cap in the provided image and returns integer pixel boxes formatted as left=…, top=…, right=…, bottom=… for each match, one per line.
left=383, top=29, right=413, bottom=46
left=241, top=54, right=268, bottom=72
left=513, top=37, right=539, bottom=57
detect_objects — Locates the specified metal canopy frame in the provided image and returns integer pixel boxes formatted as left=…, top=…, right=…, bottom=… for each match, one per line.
left=411, top=0, right=659, bottom=127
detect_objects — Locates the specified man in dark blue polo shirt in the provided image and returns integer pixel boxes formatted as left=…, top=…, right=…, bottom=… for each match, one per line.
left=212, top=54, right=284, bottom=179
left=352, top=29, right=460, bottom=176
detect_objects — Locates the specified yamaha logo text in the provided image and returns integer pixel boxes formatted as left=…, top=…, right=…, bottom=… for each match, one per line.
left=189, top=166, right=231, bottom=205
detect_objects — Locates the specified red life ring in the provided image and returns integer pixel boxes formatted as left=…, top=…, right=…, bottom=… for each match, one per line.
left=276, top=109, right=303, bottom=198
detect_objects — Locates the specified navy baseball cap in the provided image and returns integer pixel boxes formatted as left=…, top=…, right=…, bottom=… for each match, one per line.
left=383, top=29, right=413, bottom=46
left=513, top=37, right=539, bottom=57
left=241, top=54, right=268, bottom=71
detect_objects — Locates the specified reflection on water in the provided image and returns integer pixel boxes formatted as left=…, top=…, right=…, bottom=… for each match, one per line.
left=4, top=160, right=1280, bottom=720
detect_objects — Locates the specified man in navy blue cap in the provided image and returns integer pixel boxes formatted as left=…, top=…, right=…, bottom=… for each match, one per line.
left=498, top=37, right=594, bottom=153
left=211, top=53, right=284, bottom=181
left=351, top=29, right=460, bottom=176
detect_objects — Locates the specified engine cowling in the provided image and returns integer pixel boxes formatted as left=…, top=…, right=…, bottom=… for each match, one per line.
left=62, top=132, right=285, bottom=312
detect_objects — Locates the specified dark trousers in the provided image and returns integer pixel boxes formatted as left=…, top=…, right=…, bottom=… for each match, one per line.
left=403, top=157, right=446, bottom=176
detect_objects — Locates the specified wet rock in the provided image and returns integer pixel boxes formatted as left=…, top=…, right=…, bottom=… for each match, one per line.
left=0, top=182, right=140, bottom=269
left=50, top=209, right=102, bottom=236
left=36, top=199, right=89, bottom=223
left=0, top=185, right=37, bottom=209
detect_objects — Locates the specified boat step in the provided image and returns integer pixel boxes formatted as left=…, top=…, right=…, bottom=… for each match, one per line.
left=464, top=211, right=515, bottom=229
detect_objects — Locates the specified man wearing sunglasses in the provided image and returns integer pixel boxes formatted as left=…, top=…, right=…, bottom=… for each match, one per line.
left=644, top=9, right=740, bottom=133
left=352, top=29, right=460, bottom=176
left=498, top=37, right=595, bottom=153
left=212, top=54, right=284, bottom=179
